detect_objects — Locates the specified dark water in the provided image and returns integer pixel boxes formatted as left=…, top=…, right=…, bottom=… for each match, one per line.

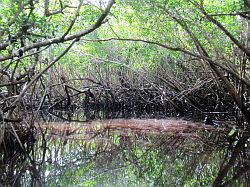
left=1, top=110, right=250, bottom=187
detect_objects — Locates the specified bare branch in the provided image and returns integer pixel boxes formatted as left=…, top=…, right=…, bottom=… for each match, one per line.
left=44, top=0, right=76, bottom=16
left=62, top=0, right=84, bottom=38
left=10, top=39, right=78, bottom=107
left=83, top=35, right=250, bottom=89
left=207, top=11, right=250, bottom=18
left=81, top=37, right=201, bottom=58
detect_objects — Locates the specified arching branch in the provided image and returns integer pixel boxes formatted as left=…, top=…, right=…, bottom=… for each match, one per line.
left=0, top=0, right=115, bottom=62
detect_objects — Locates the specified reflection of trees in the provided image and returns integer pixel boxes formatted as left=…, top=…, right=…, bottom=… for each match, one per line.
left=33, top=124, right=250, bottom=186
left=0, top=127, right=40, bottom=186
left=1, top=121, right=249, bottom=186
left=213, top=134, right=250, bottom=187
left=116, top=132, right=225, bottom=187
left=134, top=133, right=250, bottom=187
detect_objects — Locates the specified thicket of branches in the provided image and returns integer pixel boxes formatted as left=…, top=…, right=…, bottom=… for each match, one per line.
left=0, top=0, right=250, bottom=144
left=0, top=1, right=250, bottom=186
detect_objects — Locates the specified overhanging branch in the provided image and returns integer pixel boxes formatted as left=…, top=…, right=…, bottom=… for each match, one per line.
left=0, top=0, right=115, bottom=62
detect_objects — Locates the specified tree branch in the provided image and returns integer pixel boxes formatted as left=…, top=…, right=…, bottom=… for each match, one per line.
left=190, top=0, right=250, bottom=58
left=0, top=0, right=115, bottom=62
left=61, top=0, right=83, bottom=38
left=10, top=39, right=78, bottom=108
left=81, top=37, right=202, bottom=58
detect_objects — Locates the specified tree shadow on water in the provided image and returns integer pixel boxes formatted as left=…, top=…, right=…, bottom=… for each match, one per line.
left=0, top=119, right=250, bottom=187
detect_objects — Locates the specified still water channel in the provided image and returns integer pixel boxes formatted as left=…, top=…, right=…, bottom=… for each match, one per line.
left=1, top=109, right=250, bottom=187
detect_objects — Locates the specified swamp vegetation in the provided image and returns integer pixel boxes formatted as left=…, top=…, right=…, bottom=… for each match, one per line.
left=0, top=0, right=250, bottom=186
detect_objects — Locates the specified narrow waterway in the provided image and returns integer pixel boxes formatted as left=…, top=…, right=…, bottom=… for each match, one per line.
left=1, top=110, right=249, bottom=187
left=26, top=119, right=250, bottom=186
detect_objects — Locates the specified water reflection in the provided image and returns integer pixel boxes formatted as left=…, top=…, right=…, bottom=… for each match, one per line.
left=42, top=108, right=168, bottom=123
left=1, top=118, right=250, bottom=186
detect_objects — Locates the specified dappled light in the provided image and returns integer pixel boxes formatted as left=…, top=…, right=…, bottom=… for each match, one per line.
left=1, top=0, right=250, bottom=186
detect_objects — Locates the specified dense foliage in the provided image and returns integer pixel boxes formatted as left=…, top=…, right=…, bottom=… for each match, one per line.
left=0, top=0, right=250, bottom=186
